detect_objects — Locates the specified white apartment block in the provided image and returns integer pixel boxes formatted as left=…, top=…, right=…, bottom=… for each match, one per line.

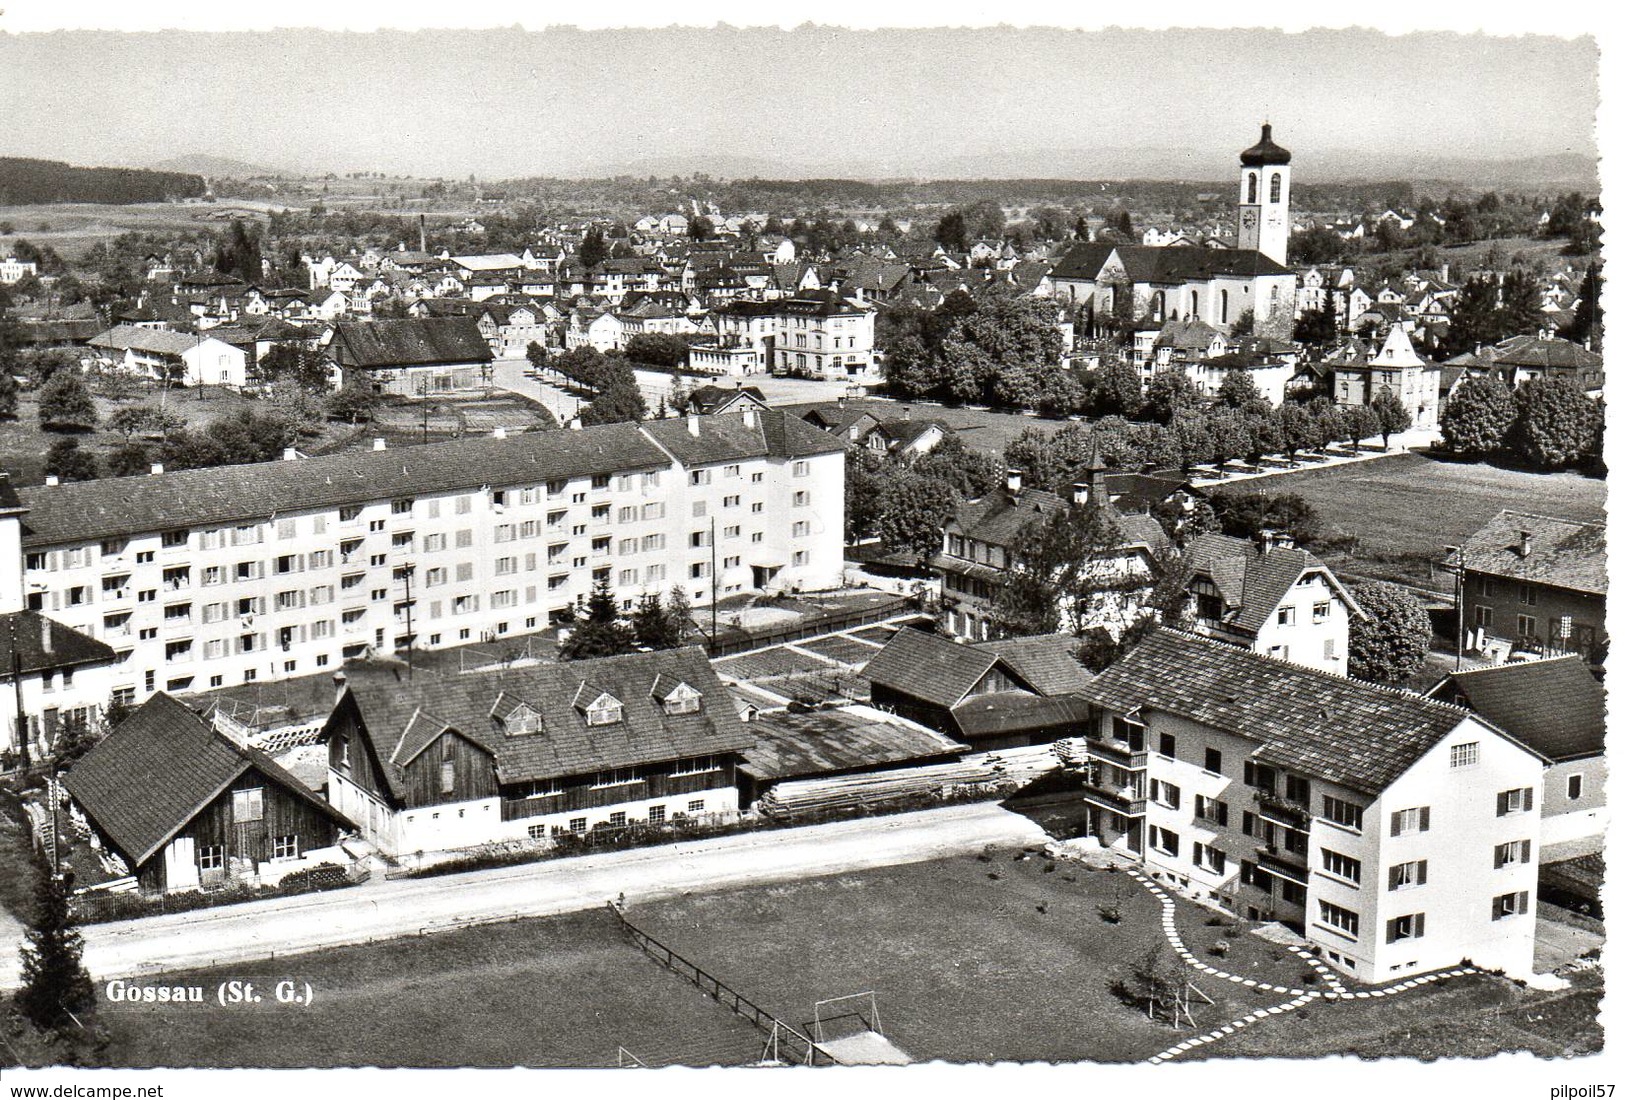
left=7, top=409, right=845, bottom=707
left=1080, top=629, right=1545, bottom=983
left=0, top=257, right=39, bottom=285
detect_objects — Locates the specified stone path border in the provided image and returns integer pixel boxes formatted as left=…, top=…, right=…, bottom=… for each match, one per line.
left=1124, top=867, right=1475, bottom=1062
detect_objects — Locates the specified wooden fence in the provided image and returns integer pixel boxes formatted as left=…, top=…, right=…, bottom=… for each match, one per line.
left=607, top=903, right=835, bottom=1066
left=707, top=596, right=919, bottom=658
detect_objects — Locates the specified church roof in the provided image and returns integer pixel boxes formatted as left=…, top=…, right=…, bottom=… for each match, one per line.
left=1240, top=123, right=1292, bottom=167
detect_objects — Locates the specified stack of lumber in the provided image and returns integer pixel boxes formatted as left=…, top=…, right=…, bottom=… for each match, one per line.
left=1051, top=738, right=1090, bottom=771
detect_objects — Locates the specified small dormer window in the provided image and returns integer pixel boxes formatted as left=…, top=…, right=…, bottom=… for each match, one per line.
left=664, top=688, right=701, bottom=716
left=586, top=697, right=623, bottom=726
left=505, top=704, right=543, bottom=735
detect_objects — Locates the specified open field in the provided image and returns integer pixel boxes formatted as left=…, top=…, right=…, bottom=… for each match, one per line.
left=1214, top=451, right=1606, bottom=589
left=96, top=907, right=765, bottom=1068
left=82, top=835, right=1595, bottom=1068
left=0, top=202, right=281, bottom=261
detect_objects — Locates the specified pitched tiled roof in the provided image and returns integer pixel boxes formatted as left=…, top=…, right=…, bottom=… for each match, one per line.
left=1185, top=532, right=1361, bottom=635
left=739, top=707, right=966, bottom=781
left=341, top=647, right=751, bottom=794
left=88, top=325, right=202, bottom=357
left=1481, top=334, right=1603, bottom=370
left=1155, top=319, right=1223, bottom=350
left=1052, top=243, right=1293, bottom=283
left=949, top=489, right=1169, bottom=554
left=1455, top=511, right=1605, bottom=595
left=65, top=694, right=349, bottom=866
left=974, top=634, right=1094, bottom=695
left=641, top=408, right=845, bottom=465
left=328, top=317, right=494, bottom=369
left=16, top=422, right=667, bottom=547
left=1430, top=656, right=1604, bottom=762
left=951, top=691, right=1093, bottom=737
left=862, top=627, right=1002, bottom=709
left=0, top=611, right=116, bottom=674
left=1084, top=629, right=1516, bottom=794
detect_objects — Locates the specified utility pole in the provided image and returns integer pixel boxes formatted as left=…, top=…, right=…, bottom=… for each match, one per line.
left=1442, top=544, right=1463, bottom=670
left=398, top=563, right=417, bottom=680
left=709, top=515, right=718, bottom=655
left=10, top=616, right=29, bottom=773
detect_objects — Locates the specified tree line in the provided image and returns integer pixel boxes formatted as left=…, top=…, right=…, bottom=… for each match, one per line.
left=0, top=157, right=205, bottom=205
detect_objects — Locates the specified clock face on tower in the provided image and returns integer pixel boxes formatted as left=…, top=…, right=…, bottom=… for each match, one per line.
left=1240, top=210, right=1258, bottom=230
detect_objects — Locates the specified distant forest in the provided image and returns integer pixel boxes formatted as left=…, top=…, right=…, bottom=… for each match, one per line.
left=0, top=158, right=206, bottom=205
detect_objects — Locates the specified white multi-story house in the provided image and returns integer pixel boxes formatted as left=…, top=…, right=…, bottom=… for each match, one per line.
left=1078, top=628, right=1545, bottom=983
left=1182, top=531, right=1363, bottom=676
left=8, top=409, right=845, bottom=707
left=770, top=290, right=878, bottom=381
left=0, top=257, right=39, bottom=285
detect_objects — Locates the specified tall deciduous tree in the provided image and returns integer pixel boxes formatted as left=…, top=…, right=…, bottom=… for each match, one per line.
left=875, top=469, right=960, bottom=565
left=36, top=370, right=98, bottom=432
left=1347, top=581, right=1432, bottom=684
left=43, top=437, right=98, bottom=482
left=1440, top=376, right=1516, bottom=457
left=1369, top=389, right=1412, bottom=448
left=579, top=226, right=608, bottom=270
left=1143, top=371, right=1200, bottom=426
left=1507, top=376, right=1602, bottom=470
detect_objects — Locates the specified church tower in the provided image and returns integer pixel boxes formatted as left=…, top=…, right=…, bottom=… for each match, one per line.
left=1238, top=123, right=1291, bottom=266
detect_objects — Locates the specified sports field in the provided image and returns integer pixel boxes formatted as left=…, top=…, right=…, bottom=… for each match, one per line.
left=1214, top=452, right=1606, bottom=588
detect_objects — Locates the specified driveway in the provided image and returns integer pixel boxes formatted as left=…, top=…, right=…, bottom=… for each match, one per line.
left=0, top=803, right=1048, bottom=987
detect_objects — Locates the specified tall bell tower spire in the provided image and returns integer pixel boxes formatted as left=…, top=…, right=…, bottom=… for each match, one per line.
left=1238, top=122, right=1292, bottom=266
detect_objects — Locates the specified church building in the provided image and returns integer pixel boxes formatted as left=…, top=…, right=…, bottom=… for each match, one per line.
left=1050, top=125, right=1299, bottom=340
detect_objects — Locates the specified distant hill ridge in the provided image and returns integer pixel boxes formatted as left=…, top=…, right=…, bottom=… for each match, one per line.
left=0, top=157, right=206, bottom=205
left=148, top=154, right=289, bottom=179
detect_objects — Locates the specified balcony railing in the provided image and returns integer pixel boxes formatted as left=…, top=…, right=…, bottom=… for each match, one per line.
left=1087, top=738, right=1149, bottom=771
left=1253, top=788, right=1311, bottom=829
left=1078, top=776, right=1147, bottom=817
left=1255, top=848, right=1310, bottom=884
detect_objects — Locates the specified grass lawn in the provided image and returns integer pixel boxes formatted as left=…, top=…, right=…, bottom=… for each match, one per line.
left=626, top=851, right=1307, bottom=1063
left=95, top=908, right=765, bottom=1069
left=1214, top=452, right=1606, bottom=588
left=1217, top=971, right=1604, bottom=1060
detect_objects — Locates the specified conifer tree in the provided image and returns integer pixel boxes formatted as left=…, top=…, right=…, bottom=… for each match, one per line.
left=16, top=871, right=95, bottom=1035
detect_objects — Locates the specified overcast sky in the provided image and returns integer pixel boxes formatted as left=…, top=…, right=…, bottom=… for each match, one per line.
left=0, top=21, right=1598, bottom=180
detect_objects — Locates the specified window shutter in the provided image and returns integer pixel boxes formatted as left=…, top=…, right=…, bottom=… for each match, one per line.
left=1494, top=845, right=1505, bottom=870
left=1217, top=802, right=1229, bottom=828
left=1414, top=913, right=1425, bottom=938
left=1391, top=811, right=1402, bottom=837
left=1496, top=790, right=1508, bottom=816
left=1386, top=919, right=1397, bottom=944
left=1388, top=865, right=1402, bottom=891
left=1490, top=899, right=1498, bottom=921
left=1244, top=760, right=1255, bottom=786
left=1419, top=806, right=1430, bottom=832
left=1517, top=891, right=1529, bottom=915
left=1417, top=860, right=1427, bottom=885
left=1523, top=788, right=1534, bottom=812
left=1520, top=840, right=1531, bottom=864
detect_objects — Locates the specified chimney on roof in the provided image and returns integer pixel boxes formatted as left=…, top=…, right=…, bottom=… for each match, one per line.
left=687, top=413, right=701, bottom=437
left=149, top=463, right=164, bottom=476
left=1006, top=468, right=1023, bottom=497
left=40, top=618, right=51, bottom=654
left=492, top=427, right=507, bottom=439
left=43, top=475, right=58, bottom=488
left=568, top=417, right=582, bottom=431
left=372, top=438, right=387, bottom=451
left=333, top=669, right=348, bottom=705
left=1517, top=530, right=1533, bottom=558
left=1256, top=528, right=1278, bottom=555
left=419, top=214, right=427, bottom=254
left=282, top=447, right=299, bottom=461
left=901, top=405, right=911, bottom=420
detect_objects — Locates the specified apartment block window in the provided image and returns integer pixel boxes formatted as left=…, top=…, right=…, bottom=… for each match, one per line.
left=391, top=498, right=414, bottom=515
left=1516, top=613, right=1537, bottom=637
left=792, top=491, right=809, bottom=507
left=1151, top=827, right=1179, bottom=857
left=791, top=520, right=810, bottom=538
left=751, top=502, right=764, bottom=514
left=723, top=494, right=741, bottom=508
left=1312, top=601, right=1331, bottom=623
left=793, top=460, right=809, bottom=477
left=1204, top=747, right=1222, bottom=774
left=724, top=525, right=741, bottom=540
left=1157, top=732, right=1176, bottom=758
left=232, top=787, right=264, bottom=822
left=690, top=562, right=710, bottom=579
left=1390, top=806, right=1430, bottom=835
left=1192, top=842, right=1226, bottom=875
left=1322, top=796, right=1364, bottom=831
left=1320, top=849, right=1361, bottom=884
left=1317, top=900, right=1359, bottom=938
left=456, top=563, right=474, bottom=582
left=1281, top=881, right=1308, bottom=907
left=1450, top=742, right=1480, bottom=768
left=1491, top=891, right=1529, bottom=920
left=1495, top=787, right=1534, bottom=816
left=1518, top=583, right=1538, bottom=606
left=1493, top=839, right=1532, bottom=869
left=1151, top=780, right=1180, bottom=810
left=689, top=469, right=712, bottom=487
left=1194, top=795, right=1228, bottom=827
left=1277, top=606, right=1295, bottom=626
left=1386, top=913, right=1426, bottom=943
left=161, top=529, right=190, bottom=549
left=792, top=550, right=808, bottom=567
left=1285, top=774, right=1311, bottom=806
left=1389, top=860, right=1428, bottom=890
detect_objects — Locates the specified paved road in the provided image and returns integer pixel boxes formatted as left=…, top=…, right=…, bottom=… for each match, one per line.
left=0, top=803, right=1048, bottom=987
